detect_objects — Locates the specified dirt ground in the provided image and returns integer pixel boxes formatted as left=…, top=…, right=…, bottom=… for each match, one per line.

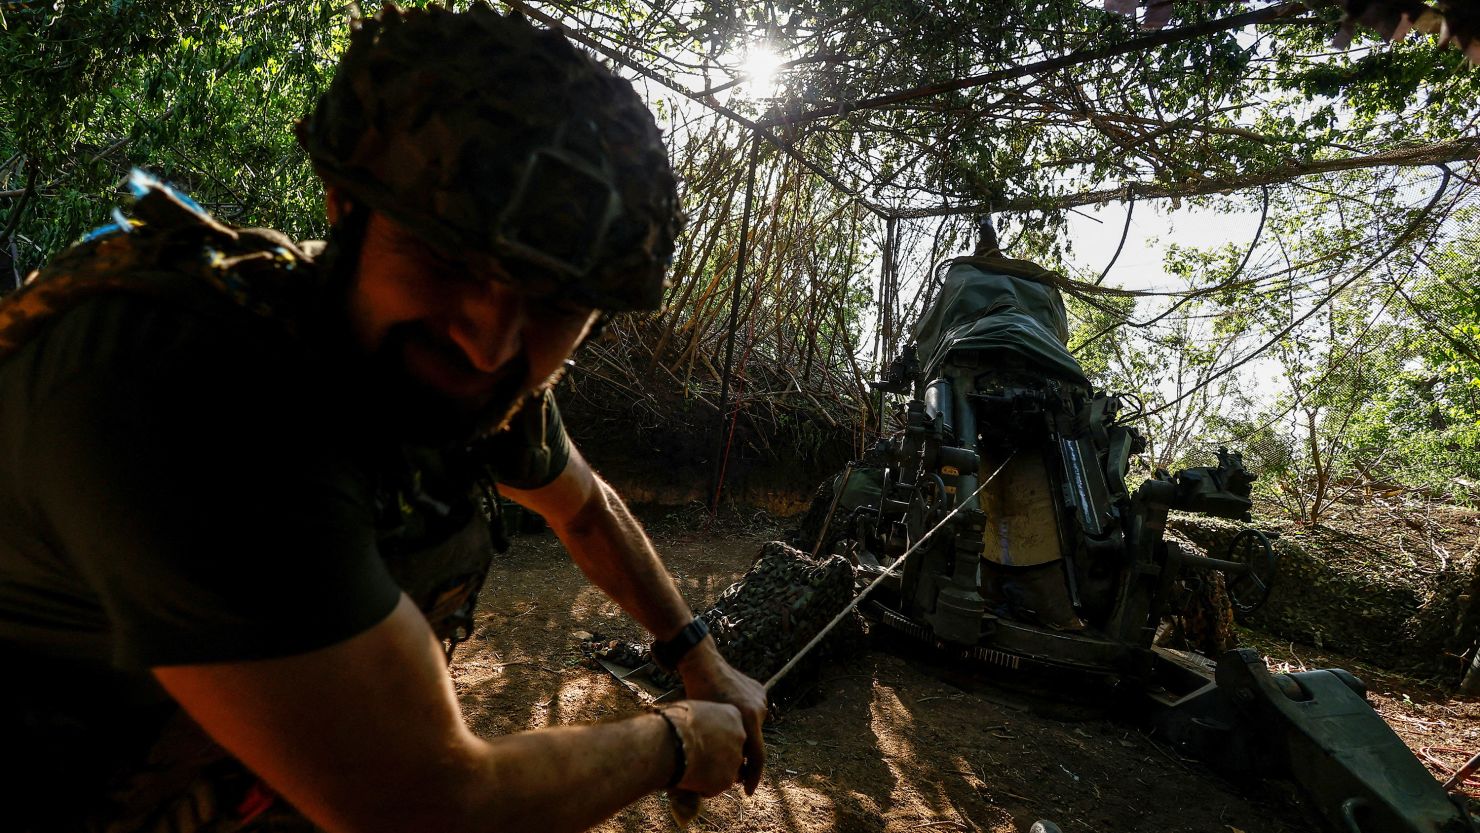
left=1240, top=627, right=1480, bottom=802
left=451, top=513, right=1478, bottom=833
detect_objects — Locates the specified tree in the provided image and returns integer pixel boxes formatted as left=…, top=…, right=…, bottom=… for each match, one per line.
left=0, top=1, right=344, bottom=284
left=3, top=0, right=1476, bottom=484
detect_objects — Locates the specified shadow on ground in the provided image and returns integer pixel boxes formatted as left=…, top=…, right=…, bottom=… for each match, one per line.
left=454, top=527, right=1319, bottom=833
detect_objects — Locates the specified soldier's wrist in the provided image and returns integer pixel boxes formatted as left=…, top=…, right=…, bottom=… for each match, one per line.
left=675, top=634, right=722, bottom=677
left=648, top=706, right=688, bottom=790
left=652, top=616, right=710, bottom=672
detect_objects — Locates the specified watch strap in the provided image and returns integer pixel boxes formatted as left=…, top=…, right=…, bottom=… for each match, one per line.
left=651, top=616, right=709, bottom=671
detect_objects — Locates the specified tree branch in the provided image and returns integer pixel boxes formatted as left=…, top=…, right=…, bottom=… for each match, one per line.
left=755, top=2, right=1309, bottom=131
left=0, top=161, right=39, bottom=248
left=1142, top=166, right=1453, bottom=418
left=890, top=138, right=1480, bottom=218
left=502, top=0, right=888, bottom=218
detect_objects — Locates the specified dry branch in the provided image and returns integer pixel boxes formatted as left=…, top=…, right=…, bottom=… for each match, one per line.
left=891, top=139, right=1480, bottom=218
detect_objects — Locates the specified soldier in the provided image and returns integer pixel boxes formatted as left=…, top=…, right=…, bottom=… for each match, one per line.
left=0, top=5, right=765, bottom=832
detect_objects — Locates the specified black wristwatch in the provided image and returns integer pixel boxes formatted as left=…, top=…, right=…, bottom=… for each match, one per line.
left=651, top=616, right=709, bottom=672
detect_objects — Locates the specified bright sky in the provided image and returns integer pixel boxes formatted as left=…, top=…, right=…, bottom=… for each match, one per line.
left=1061, top=202, right=1266, bottom=293
left=1063, top=201, right=1291, bottom=428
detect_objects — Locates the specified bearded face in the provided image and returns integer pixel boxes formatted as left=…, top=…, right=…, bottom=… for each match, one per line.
left=324, top=204, right=596, bottom=446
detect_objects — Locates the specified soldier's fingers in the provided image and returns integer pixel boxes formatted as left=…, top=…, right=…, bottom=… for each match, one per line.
left=741, top=717, right=765, bottom=795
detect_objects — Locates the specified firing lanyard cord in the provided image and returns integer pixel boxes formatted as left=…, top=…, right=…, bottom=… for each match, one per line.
left=762, top=452, right=1015, bottom=691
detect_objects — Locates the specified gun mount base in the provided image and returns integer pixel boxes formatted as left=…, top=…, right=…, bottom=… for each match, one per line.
left=1151, top=648, right=1476, bottom=833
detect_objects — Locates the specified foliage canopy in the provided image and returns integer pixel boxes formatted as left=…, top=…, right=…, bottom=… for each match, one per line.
left=1, top=0, right=1476, bottom=511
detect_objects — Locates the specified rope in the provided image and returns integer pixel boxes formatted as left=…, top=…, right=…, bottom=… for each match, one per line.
left=763, top=453, right=1015, bottom=691
left=1421, top=746, right=1480, bottom=797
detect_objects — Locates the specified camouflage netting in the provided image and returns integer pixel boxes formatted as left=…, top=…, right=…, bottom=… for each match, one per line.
left=298, top=3, right=681, bottom=310
left=1157, top=528, right=1239, bottom=657
left=1168, top=514, right=1480, bottom=681
left=588, top=542, right=864, bottom=700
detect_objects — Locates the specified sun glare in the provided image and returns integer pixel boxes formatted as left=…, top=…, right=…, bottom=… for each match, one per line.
left=741, top=46, right=783, bottom=98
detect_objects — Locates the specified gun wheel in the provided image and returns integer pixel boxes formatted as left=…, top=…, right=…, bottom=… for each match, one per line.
left=1222, top=528, right=1277, bottom=621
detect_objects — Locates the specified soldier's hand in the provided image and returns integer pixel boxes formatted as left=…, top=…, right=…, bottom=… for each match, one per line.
left=678, top=644, right=768, bottom=794
left=661, top=701, right=746, bottom=796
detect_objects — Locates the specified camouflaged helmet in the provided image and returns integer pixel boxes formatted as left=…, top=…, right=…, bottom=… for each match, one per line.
left=297, top=3, right=681, bottom=311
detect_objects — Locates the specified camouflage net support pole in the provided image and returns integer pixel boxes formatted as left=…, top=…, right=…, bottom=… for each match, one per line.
left=710, top=134, right=763, bottom=514
left=710, top=131, right=763, bottom=513
left=875, top=217, right=897, bottom=436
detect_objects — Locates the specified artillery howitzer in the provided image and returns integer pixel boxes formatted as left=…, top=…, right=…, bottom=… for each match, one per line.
left=796, top=225, right=1475, bottom=833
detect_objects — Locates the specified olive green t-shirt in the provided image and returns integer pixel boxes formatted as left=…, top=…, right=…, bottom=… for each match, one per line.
left=0, top=287, right=569, bottom=820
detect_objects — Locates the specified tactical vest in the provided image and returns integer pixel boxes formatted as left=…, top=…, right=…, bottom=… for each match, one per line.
left=0, top=172, right=500, bottom=655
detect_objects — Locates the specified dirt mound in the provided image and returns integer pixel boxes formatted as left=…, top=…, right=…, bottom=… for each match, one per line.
left=1169, top=503, right=1480, bottom=682
left=557, top=361, right=856, bottom=514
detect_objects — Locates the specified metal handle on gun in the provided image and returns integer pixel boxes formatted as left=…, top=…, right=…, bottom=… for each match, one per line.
left=667, top=454, right=1014, bottom=827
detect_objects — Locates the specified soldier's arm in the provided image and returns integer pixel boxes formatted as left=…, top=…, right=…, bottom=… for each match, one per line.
left=154, top=595, right=745, bottom=833
left=501, top=445, right=769, bottom=792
